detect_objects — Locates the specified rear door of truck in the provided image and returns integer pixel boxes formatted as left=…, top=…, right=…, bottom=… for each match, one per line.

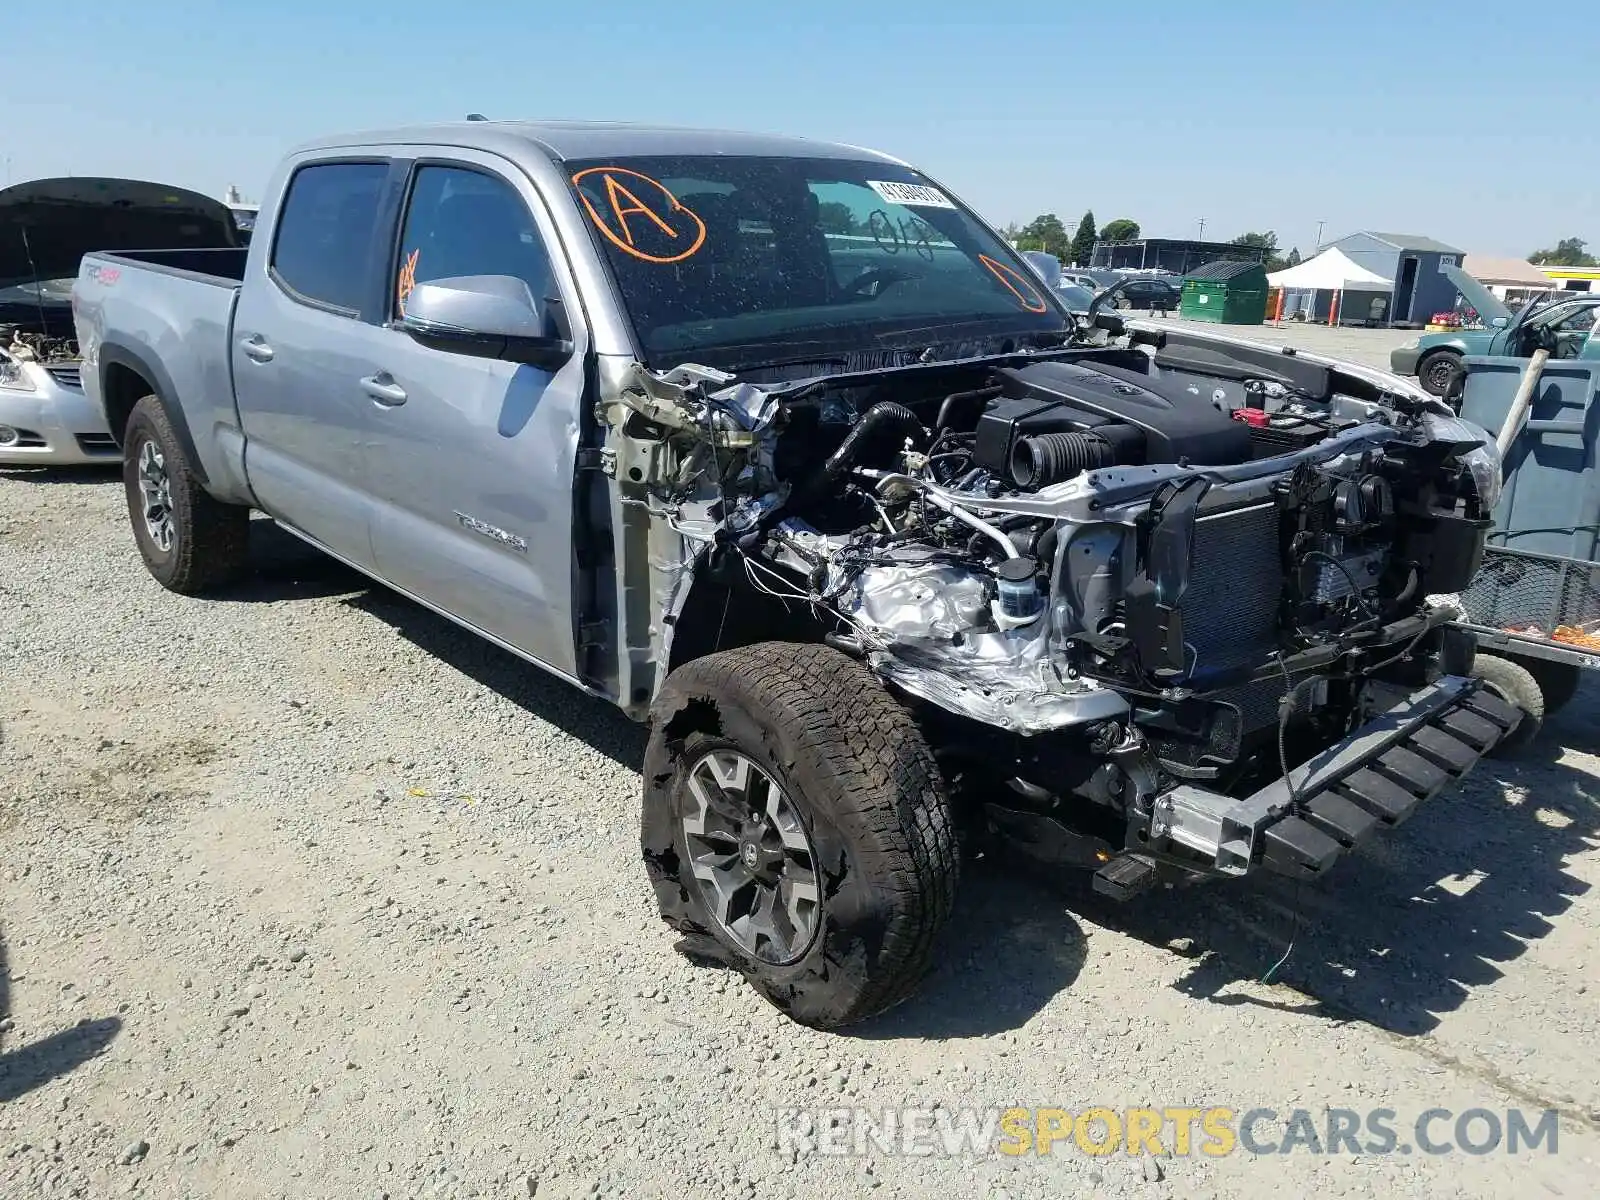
left=230, top=156, right=400, bottom=567
left=356, top=148, right=591, bottom=679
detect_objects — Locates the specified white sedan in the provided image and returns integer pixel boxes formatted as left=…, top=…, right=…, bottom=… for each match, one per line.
left=1, top=281, right=119, bottom=466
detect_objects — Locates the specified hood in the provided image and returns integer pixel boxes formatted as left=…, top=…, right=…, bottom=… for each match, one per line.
left=1440, top=263, right=1511, bottom=327
left=0, top=177, right=239, bottom=291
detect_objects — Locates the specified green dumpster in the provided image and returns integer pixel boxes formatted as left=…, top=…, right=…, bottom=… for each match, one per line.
left=1179, top=260, right=1269, bottom=325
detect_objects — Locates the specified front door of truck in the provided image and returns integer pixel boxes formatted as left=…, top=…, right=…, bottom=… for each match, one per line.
left=231, top=158, right=399, bottom=569
left=360, top=156, right=588, bottom=679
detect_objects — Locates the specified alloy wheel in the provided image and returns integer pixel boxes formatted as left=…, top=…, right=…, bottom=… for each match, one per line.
left=137, top=439, right=176, bottom=553
left=681, top=749, right=822, bottom=965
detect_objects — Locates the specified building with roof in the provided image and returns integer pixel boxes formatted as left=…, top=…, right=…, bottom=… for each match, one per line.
left=1089, top=237, right=1269, bottom=275
left=1320, top=232, right=1464, bottom=326
left=1463, top=254, right=1557, bottom=304
left=1537, top=265, right=1599, bottom=294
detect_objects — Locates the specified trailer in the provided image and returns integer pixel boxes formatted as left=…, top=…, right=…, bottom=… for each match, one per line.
left=1451, top=349, right=1600, bottom=751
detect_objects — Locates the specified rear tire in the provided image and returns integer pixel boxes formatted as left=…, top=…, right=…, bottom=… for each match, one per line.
left=1417, top=350, right=1462, bottom=398
left=1509, top=655, right=1582, bottom=715
left=642, top=642, right=958, bottom=1028
left=1471, top=654, right=1544, bottom=756
left=122, top=396, right=249, bottom=594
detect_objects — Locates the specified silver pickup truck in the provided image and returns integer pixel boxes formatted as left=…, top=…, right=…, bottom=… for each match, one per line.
left=74, top=121, right=1519, bottom=1027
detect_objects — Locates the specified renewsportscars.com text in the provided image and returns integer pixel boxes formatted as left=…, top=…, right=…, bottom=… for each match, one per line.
left=775, top=1105, right=1561, bottom=1159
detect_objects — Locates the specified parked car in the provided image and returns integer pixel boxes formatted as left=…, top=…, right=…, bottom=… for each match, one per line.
left=1056, top=282, right=1097, bottom=312
left=76, top=121, right=1515, bottom=1028
left=1019, top=250, right=1062, bottom=288
left=1391, top=266, right=1600, bottom=395
left=1, top=177, right=240, bottom=466
left=1115, top=275, right=1182, bottom=312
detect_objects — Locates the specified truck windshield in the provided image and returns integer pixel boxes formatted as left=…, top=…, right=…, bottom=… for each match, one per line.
left=565, top=155, right=1069, bottom=371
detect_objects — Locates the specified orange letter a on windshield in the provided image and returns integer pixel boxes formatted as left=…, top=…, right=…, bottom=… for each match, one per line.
left=604, top=174, right=678, bottom=247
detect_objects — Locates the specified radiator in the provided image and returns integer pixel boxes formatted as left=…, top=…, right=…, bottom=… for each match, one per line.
left=1181, top=501, right=1286, bottom=726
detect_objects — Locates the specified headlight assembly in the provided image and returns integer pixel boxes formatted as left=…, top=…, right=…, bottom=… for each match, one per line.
left=0, top=356, right=36, bottom=393
left=1460, top=439, right=1504, bottom=513
left=1420, top=412, right=1503, bottom=512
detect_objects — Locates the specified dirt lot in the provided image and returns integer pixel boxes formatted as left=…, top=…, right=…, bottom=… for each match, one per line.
left=1142, top=315, right=1416, bottom=373
left=2, top=460, right=1597, bottom=1200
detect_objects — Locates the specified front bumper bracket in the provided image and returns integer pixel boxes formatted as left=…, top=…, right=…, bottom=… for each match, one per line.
left=1136, top=675, right=1521, bottom=887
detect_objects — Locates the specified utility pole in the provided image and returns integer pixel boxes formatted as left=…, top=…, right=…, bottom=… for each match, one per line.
left=1315, top=220, right=1326, bottom=249
left=1197, top=217, right=1206, bottom=241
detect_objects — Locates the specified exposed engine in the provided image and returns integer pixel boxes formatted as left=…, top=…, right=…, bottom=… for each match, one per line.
left=604, top=336, right=1502, bottom=844
left=0, top=324, right=79, bottom=365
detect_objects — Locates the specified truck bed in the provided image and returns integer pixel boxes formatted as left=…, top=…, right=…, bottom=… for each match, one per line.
left=89, top=247, right=249, bottom=285
left=74, top=246, right=251, bottom=501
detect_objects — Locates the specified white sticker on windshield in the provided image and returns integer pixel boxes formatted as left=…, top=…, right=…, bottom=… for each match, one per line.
left=867, top=180, right=955, bottom=209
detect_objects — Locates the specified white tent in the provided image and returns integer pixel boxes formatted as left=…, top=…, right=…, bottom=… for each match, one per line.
left=1267, top=247, right=1391, bottom=291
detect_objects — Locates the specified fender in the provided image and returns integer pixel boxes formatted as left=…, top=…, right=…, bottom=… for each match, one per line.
left=96, top=340, right=207, bottom=482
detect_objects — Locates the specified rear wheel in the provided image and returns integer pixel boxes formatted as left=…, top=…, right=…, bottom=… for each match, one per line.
left=1508, top=654, right=1582, bottom=715
left=122, top=396, right=249, bottom=594
left=1417, top=350, right=1462, bottom=397
left=1470, top=654, right=1544, bottom=755
left=642, top=642, right=958, bottom=1028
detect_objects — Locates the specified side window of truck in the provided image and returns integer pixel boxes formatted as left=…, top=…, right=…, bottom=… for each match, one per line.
left=393, top=169, right=556, bottom=320
left=393, top=165, right=555, bottom=316
left=270, top=161, right=389, bottom=315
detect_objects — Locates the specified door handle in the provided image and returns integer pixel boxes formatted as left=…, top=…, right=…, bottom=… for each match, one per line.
left=360, top=373, right=408, bottom=406
left=240, top=335, right=275, bottom=363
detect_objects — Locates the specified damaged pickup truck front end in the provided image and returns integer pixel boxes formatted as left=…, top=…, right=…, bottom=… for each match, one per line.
left=604, top=330, right=1516, bottom=898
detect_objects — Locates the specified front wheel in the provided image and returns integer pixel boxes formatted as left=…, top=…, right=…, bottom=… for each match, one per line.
left=642, top=642, right=959, bottom=1028
left=122, top=396, right=249, bottom=594
left=1417, top=350, right=1462, bottom=397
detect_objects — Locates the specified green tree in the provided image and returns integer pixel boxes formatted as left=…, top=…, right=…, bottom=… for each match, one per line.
left=1528, top=237, right=1598, bottom=267
left=1285, top=247, right=1302, bottom=267
left=1099, top=218, right=1140, bottom=243
left=998, top=221, right=1024, bottom=243
left=1230, top=231, right=1287, bottom=271
left=816, top=202, right=861, bottom=236
left=1016, top=213, right=1071, bottom=258
left=1068, top=210, right=1097, bottom=267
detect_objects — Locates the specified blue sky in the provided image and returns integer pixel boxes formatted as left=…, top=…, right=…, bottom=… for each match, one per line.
left=4, top=1, right=1590, bottom=257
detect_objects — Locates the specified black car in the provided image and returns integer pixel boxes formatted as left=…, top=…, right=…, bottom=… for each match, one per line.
left=1117, top=276, right=1183, bottom=312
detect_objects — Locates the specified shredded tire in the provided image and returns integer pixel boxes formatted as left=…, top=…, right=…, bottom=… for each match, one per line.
left=642, top=641, right=958, bottom=1028
left=122, top=395, right=250, bottom=594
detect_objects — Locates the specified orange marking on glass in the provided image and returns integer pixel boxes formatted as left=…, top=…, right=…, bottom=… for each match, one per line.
left=602, top=174, right=678, bottom=246
left=571, top=167, right=706, bottom=264
left=397, top=248, right=420, bottom=311
left=978, top=254, right=1049, bottom=313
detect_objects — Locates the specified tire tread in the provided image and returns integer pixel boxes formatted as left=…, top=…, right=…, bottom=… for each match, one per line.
left=648, top=641, right=958, bottom=1026
left=123, top=396, right=249, bottom=594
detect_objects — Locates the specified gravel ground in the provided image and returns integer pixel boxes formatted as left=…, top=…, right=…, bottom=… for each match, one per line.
left=1, top=464, right=1597, bottom=1200
left=1137, top=315, right=1415, bottom=372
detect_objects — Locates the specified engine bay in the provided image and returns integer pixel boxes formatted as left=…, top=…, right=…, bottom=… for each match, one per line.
left=0, top=324, right=79, bottom=365
left=603, top=327, right=1503, bottom=809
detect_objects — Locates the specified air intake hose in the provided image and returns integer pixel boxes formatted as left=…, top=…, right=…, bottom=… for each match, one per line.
left=746, top=401, right=929, bottom=549
left=820, top=401, right=925, bottom=484
left=1010, top=431, right=1117, bottom=490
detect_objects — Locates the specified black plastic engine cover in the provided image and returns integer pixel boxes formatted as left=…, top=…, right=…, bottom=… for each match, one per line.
left=972, top=396, right=1126, bottom=478
left=997, top=360, right=1255, bottom=467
